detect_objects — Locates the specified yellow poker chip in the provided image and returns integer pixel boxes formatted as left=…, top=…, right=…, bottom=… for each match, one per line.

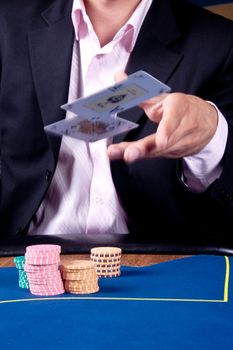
left=98, top=272, right=121, bottom=278
left=66, top=287, right=99, bottom=295
left=91, top=258, right=121, bottom=263
left=63, top=278, right=97, bottom=283
left=94, top=263, right=120, bottom=268
left=90, top=247, right=122, bottom=257
left=66, top=288, right=99, bottom=294
left=61, top=267, right=97, bottom=274
left=60, top=260, right=95, bottom=271
left=96, top=265, right=121, bottom=271
left=65, top=282, right=99, bottom=289
left=65, top=281, right=98, bottom=289
left=65, top=287, right=99, bottom=293
left=96, top=270, right=121, bottom=278
left=62, top=271, right=97, bottom=281
left=64, top=281, right=99, bottom=291
left=91, top=254, right=121, bottom=259
left=96, top=269, right=121, bottom=274
left=65, top=278, right=98, bottom=286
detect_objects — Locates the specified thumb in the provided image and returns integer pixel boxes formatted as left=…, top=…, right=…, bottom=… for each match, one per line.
left=114, top=71, right=128, bottom=83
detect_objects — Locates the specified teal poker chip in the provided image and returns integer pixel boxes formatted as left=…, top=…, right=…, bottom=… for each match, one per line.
left=15, top=264, right=25, bottom=270
left=19, top=270, right=29, bottom=282
left=14, top=256, right=25, bottom=263
left=14, top=255, right=29, bottom=288
left=19, top=270, right=27, bottom=278
left=14, top=256, right=26, bottom=270
left=19, top=281, right=30, bottom=289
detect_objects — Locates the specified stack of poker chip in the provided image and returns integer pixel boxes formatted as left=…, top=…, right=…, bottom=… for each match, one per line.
left=90, top=247, right=122, bottom=278
left=60, top=260, right=99, bottom=294
left=13, top=256, right=29, bottom=289
left=24, top=244, right=65, bottom=296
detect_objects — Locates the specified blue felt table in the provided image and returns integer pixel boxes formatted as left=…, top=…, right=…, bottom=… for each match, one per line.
left=0, top=255, right=232, bottom=350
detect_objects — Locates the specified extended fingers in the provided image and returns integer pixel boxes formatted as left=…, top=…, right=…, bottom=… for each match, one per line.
left=108, top=135, right=159, bottom=162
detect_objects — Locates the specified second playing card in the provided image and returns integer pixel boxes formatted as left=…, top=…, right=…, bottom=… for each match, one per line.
left=44, top=114, right=138, bottom=142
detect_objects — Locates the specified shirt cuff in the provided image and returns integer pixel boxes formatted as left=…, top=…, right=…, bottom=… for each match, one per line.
left=182, top=103, right=228, bottom=192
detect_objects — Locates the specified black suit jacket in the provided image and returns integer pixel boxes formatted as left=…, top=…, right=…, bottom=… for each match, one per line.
left=1, top=0, right=233, bottom=243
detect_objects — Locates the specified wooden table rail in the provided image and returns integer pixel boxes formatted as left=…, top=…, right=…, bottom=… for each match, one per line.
left=0, top=254, right=187, bottom=267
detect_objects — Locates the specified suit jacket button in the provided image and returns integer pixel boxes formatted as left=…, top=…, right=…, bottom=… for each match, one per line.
left=16, top=227, right=22, bottom=236
left=220, top=190, right=233, bottom=205
left=225, top=193, right=233, bottom=204
left=45, top=170, right=52, bottom=181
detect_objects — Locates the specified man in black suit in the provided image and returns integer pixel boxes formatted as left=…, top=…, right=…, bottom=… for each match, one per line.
left=1, top=0, right=233, bottom=243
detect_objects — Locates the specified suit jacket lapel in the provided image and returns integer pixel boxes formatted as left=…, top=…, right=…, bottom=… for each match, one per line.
left=114, top=0, right=183, bottom=143
left=28, top=0, right=74, bottom=127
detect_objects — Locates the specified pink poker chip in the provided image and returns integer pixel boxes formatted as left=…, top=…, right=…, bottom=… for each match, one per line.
left=30, top=288, right=65, bottom=296
left=24, top=263, right=59, bottom=273
left=27, top=277, right=62, bottom=284
left=25, top=252, right=60, bottom=260
left=30, top=285, right=64, bottom=292
left=26, top=271, right=61, bottom=279
left=28, top=278, right=63, bottom=285
left=29, top=279, right=64, bottom=288
left=26, top=244, right=61, bottom=253
left=25, top=256, right=60, bottom=266
left=29, top=281, right=64, bottom=289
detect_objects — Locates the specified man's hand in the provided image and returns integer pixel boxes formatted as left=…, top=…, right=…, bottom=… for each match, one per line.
left=108, top=72, right=218, bottom=163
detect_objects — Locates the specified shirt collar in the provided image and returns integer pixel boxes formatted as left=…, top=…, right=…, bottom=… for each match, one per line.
left=71, top=0, right=153, bottom=52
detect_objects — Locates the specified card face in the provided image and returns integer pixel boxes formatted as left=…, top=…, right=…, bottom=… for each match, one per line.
left=61, top=70, right=171, bottom=116
left=44, top=70, right=171, bottom=142
left=44, top=114, right=139, bottom=142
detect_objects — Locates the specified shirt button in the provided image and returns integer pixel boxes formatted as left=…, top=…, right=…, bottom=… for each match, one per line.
left=95, top=150, right=102, bottom=159
left=95, top=196, right=103, bottom=205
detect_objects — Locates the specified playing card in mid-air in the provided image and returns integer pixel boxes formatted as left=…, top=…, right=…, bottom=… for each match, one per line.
left=44, top=114, right=139, bottom=142
left=44, top=70, right=171, bottom=142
